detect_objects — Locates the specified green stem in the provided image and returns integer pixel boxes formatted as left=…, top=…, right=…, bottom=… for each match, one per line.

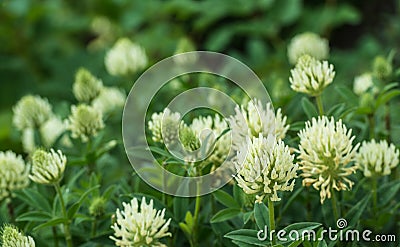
left=268, top=198, right=276, bottom=245
left=372, top=177, right=378, bottom=213
left=331, top=191, right=340, bottom=220
left=385, top=103, right=391, bottom=142
left=368, top=114, right=375, bottom=139
left=52, top=227, right=59, bottom=247
left=91, top=219, right=97, bottom=238
left=316, top=95, right=324, bottom=116
left=54, top=183, right=73, bottom=247
left=192, top=181, right=202, bottom=247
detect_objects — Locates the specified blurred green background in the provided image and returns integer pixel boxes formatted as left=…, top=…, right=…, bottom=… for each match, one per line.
left=1, top=0, right=400, bottom=151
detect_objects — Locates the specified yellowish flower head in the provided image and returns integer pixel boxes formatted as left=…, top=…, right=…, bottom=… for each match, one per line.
left=288, top=32, right=329, bottom=65
left=73, top=68, right=103, bottom=103
left=29, top=149, right=67, bottom=185
left=13, top=95, right=53, bottom=130
left=1, top=224, right=35, bottom=247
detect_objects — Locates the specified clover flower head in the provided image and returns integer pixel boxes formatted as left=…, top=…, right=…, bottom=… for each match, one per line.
left=1, top=224, right=35, bottom=247
left=229, top=99, right=289, bottom=150
left=66, top=104, right=105, bottom=142
left=40, top=117, right=66, bottom=147
left=373, top=56, right=392, bottom=80
left=179, top=124, right=201, bottom=152
left=13, top=95, right=53, bottom=130
left=0, top=151, right=30, bottom=201
left=105, top=38, right=148, bottom=76
left=353, top=73, right=375, bottom=96
left=22, top=129, right=36, bottom=154
left=73, top=68, right=103, bottom=102
left=356, top=139, right=399, bottom=177
left=287, top=32, right=329, bottom=65
left=289, top=55, right=335, bottom=96
left=298, top=116, right=359, bottom=204
left=234, top=134, right=298, bottom=203
left=148, top=108, right=181, bottom=145
left=110, top=197, right=171, bottom=247
left=92, top=87, right=126, bottom=115
left=89, top=197, right=107, bottom=217
left=29, top=149, right=66, bottom=185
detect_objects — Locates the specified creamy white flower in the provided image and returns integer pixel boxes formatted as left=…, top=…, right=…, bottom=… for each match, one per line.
left=356, top=139, right=399, bottom=177
left=289, top=55, right=335, bottom=96
left=29, top=149, right=66, bottom=185
left=22, top=129, right=36, bottom=154
left=298, top=116, right=359, bottom=204
left=73, top=68, right=103, bottom=103
left=1, top=224, right=35, bottom=247
left=92, top=87, right=126, bottom=115
left=0, top=151, right=30, bottom=201
left=105, top=38, right=148, bottom=76
left=40, top=117, right=66, bottom=147
left=13, top=95, right=53, bottom=130
left=229, top=99, right=289, bottom=150
left=234, top=134, right=298, bottom=203
left=287, top=32, right=329, bottom=65
left=66, top=104, right=105, bottom=142
left=148, top=108, right=181, bottom=145
left=353, top=73, right=375, bottom=96
left=110, top=197, right=171, bottom=247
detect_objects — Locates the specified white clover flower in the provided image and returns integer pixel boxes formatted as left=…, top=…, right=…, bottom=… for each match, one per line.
left=29, top=149, right=66, bottom=185
left=1, top=224, right=35, bottom=247
left=229, top=99, right=289, bottom=150
left=298, top=116, right=359, bottom=204
left=234, top=134, right=298, bottom=203
left=40, top=117, right=66, bottom=147
left=110, top=197, right=171, bottom=247
left=92, top=87, right=126, bottom=115
left=105, top=38, right=148, bottom=76
left=13, top=95, right=53, bottom=131
left=287, top=32, right=329, bottom=65
left=22, top=129, right=36, bottom=154
left=289, top=55, right=335, bottom=96
left=73, top=68, right=103, bottom=103
left=148, top=108, right=181, bottom=145
left=353, top=73, right=376, bottom=96
left=0, top=151, right=30, bottom=201
left=66, top=104, right=105, bottom=142
left=356, top=139, right=399, bottom=177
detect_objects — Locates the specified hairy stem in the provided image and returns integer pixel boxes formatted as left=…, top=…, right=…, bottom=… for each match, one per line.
left=54, top=183, right=73, bottom=247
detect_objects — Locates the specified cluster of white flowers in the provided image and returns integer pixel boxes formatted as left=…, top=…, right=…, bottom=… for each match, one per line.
left=92, top=86, right=126, bottom=115
left=1, top=224, right=35, bottom=247
left=29, top=149, right=67, bottom=185
left=289, top=55, right=335, bottom=96
left=234, top=134, right=298, bottom=203
left=353, top=73, right=375, bottom=96
left=110, top=197, right=171, bottom=247
left=105, top=38, right=148, bottom=76
left=66, top=104, right=105, bottom=142
left=73, top=68, right=103, bottom=103
left=13, top=95, right=53, bottom=131
left=0, top=151, right=30, bottom=201
left=229, top=99, right=289, bottom=150
left=287, top=32, right=329, bottom=65
left=356, top=139, right=399, bottom=177
left=148, top=108, right=181, bottom=145
left=298, top=116, right=359, bottom=204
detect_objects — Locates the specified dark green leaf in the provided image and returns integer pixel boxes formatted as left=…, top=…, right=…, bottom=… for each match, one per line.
left=213, top=190, right=240, bottom=209
left=16, top=211, right=52, bottom=222
left=211, top=208, right=241, bottom=223
left=225, top=229, right=267, bottom=246
left=254, top=203, right=269, bottom=230
left=301, top=97, right=318, bottom=119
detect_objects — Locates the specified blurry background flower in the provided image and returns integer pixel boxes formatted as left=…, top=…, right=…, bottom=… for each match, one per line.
left=353, top=73, right=376, bottom=95
left=289, top=55, right=335, bottom=97
left=173, top=37, right=197, bottom=65
left=148, top=108, right=181, bottom=145
left=110, top=197, right=171, bottom=247
left=1, top=224, right=35, bottom=247
left=89, top=196, right=107, bottom=218
left=92, top=87, right=126, bottom=115
left=356, top=139, right=399, bottom=177
left=66, top=104, right=104, bottom=142
left=13, top=95, right=53, bottom=131
left=287, top=32, right=329, bottom=65
left=105, top=38, right=148, bottom=76
left=298, top=116, right=359, bottom=204
left=73, top=68, right=103, bottom=103
left=0, top=151, right=29, bottom=201
left=372, top=55, right=393, bottom=80
left=234, top=134, right=297, bottom=203
left=29, top=149, right=66, bottom=185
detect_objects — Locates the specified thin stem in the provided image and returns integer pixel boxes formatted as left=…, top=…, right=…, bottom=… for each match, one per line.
left=268, top=198, right=276, bottom=245
left=316, top=95, right=324, bottom=116
left=368, top=114, right=375, bottom=139
left=331, top=191, right=340, bottom=220
left=52, top=227, right=59, bottom=247
left=91, top=219, right=97, bottom=238
left=385, top=103, right=391, bottom=141
left=191, top=181, right=202, bottom=247
left=372, top=177, right=378, bottom=213
left=54, top=183, right=73, bottom=247
left=7, top=199, right=14, bottom=222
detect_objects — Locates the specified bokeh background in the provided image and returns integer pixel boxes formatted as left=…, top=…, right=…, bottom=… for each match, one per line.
left=1, top=0, right=400, bottom=150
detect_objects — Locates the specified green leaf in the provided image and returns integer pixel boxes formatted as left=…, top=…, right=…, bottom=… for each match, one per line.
left=67, top=185, right=100, bottom=219
left=301, top=97, right=318, bottom=119
left=16, top=211, right=52, bottom=222
left=184, top=211, right=194, bottom=229
left=33, top=217, right=68, bottom=231
left=376, top=89, right=400, bottom=108
left=243, top=211, right=253, bottom=225
left=378, top=179, right=400, bottom=206
left=254, top=203, right=269, bottom=230
left=317, top=240, right=328, bottom=247
left=15, top=188, right=52, bottom=212
left=288, top=239, right=304, bottom=247
left=179, top=222, right=192, bottom=237
left=225, top=229, right=267, bottom=246
left=211, top=208, right=241, bottom=223
left=213, top=190, right=240, bottom=209
left=344, top=194, right=371, bottom=228
left=335, top=85, right=358, bottom=105
left=277, top=222, right=322, bottom=244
